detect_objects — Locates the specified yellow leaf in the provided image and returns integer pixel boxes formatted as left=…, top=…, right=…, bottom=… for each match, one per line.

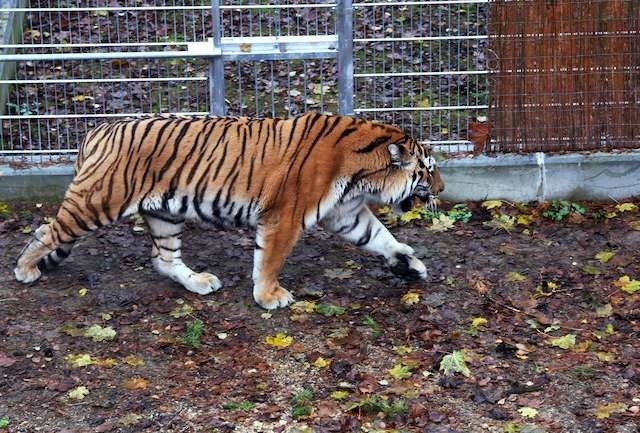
left=67, top=386, right=89, bottom=400
left=518, top=407, right=538, bottom=419
left=84, top=324, right=116, bottom=342
left=615, top=202, right=638, bottom=212
left=264, top=333, right=293, bottom=349
left=613, top=275, right=640, bottom=294
left=312, top=357, right=331, bottom=368
left=471, top=317, right=487, bottom=328
left=290, top=301, right=317, bottom=313
left=550, top=334, right=576, bottom=349
left=65, top=353, right=94, bottom=368
left=604, top=323, right=615, bottom=335
left=393, top=345, right=413, bottom=355
left=441, top=127, right=449, bottom=135
left=595, top=251, right=615, bottom=263
left=596, top=351, right=616, bottom=363
left=482, top=200, right=503, bottom=210
left=516, top=214, right=535, bottom=226
left=596, top=402, right=627, bottom=419
left=605, top=211, right=617, bottom=219
left=72, top=95, right=93, bottom=103
left=78, top=287, right=88, bottom=297
left=388, top=363, right=413, bottom=380
left=123, top=355, right=145, bottom=366
left=428, top=214, right=455, bottom=232
left=169, top=300, right=193, bottom=318
left=401, top=290, right=421, bottom=306
left=629, top=220, right=640, bottom=231
left=400, top=209, right=424, bottom=224
left=506, top=272, right=527, bottom=282
left=123, top=377, right=149, bottom=390
left=330, top=390, right=349, bottom=400
left=95, top=358, right=118, bottom=368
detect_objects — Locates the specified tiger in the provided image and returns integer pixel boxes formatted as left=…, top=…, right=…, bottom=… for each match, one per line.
left=14, top=113, right=444, bottom=309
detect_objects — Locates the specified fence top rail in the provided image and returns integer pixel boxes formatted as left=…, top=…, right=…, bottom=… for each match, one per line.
left=2, top=4, right=337, bottom=13
left=354, top=0, right=487, bottom=6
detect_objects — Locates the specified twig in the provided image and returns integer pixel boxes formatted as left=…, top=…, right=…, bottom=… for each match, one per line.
left=0, top=298, right=20, bottom=302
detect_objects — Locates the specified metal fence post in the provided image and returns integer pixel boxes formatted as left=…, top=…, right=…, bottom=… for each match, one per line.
left=209, top=0, right=225, bottom=116
left=337, top=0, right=354, bottom=115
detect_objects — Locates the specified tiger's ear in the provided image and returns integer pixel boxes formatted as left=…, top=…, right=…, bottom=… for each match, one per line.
left=388, top=143, right=402, bottom=166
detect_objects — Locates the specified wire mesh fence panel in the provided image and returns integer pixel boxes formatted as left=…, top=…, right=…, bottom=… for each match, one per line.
left=0, top=0, right=212, bottom=163
left=353, top=0, right=489, bottom=152
left=218, top=1, right=338, bottom=118
left=488, top=0, right=640, bottom=153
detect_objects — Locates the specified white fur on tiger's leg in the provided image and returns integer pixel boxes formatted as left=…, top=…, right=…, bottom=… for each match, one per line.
left=251, top=223, right=298, bottom=310
left=144, top=215, right=221, bottom=295
left=321, top=202, right=427, bottom=280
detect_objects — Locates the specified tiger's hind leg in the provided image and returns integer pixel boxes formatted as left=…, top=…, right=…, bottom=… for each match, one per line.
left=15, top=217, right=84, bottom=283
left=144, top=214, right=221, bottom=295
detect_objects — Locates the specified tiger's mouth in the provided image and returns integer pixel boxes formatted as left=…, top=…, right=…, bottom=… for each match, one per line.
left=399, top=186, right=439, bottom=212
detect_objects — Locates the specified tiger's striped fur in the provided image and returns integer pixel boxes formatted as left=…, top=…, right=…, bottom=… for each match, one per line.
left=14, top=113, right=444, bottom=309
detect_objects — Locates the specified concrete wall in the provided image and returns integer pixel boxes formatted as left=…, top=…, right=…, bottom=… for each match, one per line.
left=2, top=150, right=640, bottom=202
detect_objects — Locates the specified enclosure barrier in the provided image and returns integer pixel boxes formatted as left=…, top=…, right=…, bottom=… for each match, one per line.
left=0, top=0, right=489, bottom=164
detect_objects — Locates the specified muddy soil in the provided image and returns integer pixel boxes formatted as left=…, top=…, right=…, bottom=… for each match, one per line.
left=0, top=200, right=639, bottom=433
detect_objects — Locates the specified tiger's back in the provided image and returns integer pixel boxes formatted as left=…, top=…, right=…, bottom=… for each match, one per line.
left=15, top=113, right=443, bottom=309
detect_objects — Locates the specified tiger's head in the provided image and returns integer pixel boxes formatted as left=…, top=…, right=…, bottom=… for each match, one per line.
left=385, top=138, right=444, bottom=212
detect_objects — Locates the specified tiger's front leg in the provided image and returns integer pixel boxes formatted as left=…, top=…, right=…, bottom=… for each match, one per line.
left=321, top=201, right=427, bottom=280
left=252, top=221, right=301, bottom=310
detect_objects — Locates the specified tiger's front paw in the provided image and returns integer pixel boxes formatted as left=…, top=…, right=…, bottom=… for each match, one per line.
left=388, top=253, right=427, bottom=281
left=184, top=272, right=222, bottom=295
left=253, top=284, right=295, bottom=310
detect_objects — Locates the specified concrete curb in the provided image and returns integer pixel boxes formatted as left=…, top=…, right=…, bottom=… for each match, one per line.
left=2, top=150, right=640, bottom=201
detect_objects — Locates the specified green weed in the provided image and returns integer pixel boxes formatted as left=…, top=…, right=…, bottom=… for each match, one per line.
left=183, top=319, right=204, bottom=348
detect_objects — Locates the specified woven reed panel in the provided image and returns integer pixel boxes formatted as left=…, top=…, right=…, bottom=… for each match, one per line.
left=488, top=0, right=640, bottom=152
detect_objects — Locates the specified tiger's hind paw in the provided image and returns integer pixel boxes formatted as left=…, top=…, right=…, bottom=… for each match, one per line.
left=388, top=253, right=427, bottom=281
left=14, top=265, right=42, bottom=284
left=184, top=272, right=222, bottom=295
left=254, top=285, right=295, bottom=310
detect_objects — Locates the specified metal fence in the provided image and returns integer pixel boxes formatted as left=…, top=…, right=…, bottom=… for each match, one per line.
left=0, top=0, right=489, bottom=164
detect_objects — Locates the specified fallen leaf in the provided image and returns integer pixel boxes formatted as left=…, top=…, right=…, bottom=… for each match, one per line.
left=314, top=303, right=346, bottom=317
left=484, top=213, right=515, bottom=231
left=393, top=345, right=413, bottom=355
left=595, top=303, right=613, bottom=318
left=596, top=402, right=628, bottom=419
left=84, top=324, right=116, bottom=342
left=428, top=214, right=455, bottom=232
left=264, top=333, right=293, bottom=349
left=518, top=407, right=538, bottom=419
left=517, top=214, right=535, bottom=226
left=169, top=300, right=193, bottom=318
left=290, top=301, right=317, bottom=313
left=550, top=334, right=576, bottom=350
left=439, top=351, right=471, bottom=377
left=313, top=357, right=331, bottom=368
left=123, top=355, right=144, bottom=366
left=615, top=203, right=638, bottom=212
left=0, top=353, right=17, bottom=368
left=629, top=220, right=640, bottom=231
left=330, top=390, right=349, bottom=400
left=78, top=287, right=88, bottom=297
left=65, top=353, right=94, bottom=368
left=471, top=317, right=488, bottom=328
left=119, top=413, right=142, bottom=427
left=482, top=200, right=503, bottom=210
left=596, top=351, right=616, bottom=363
left=67, top=386, right=89, bottom=400
left=323, top=267, right=354, bottom=280
left=595, top=251, right=615, bottom=263
left=388, top=364, right=413, bottom=380
left=614, top=275, right=640, bottom=294
left=123, top=377, right=149, bottom=390
left=506, top=272, right=528, bottom=282
left=401, top=290, right=421, bottom=306
left=95, top=358, right=118, bottom=368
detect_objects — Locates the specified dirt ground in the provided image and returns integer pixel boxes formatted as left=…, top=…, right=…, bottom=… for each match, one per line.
left=0, top=199, right=639, bottom=433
